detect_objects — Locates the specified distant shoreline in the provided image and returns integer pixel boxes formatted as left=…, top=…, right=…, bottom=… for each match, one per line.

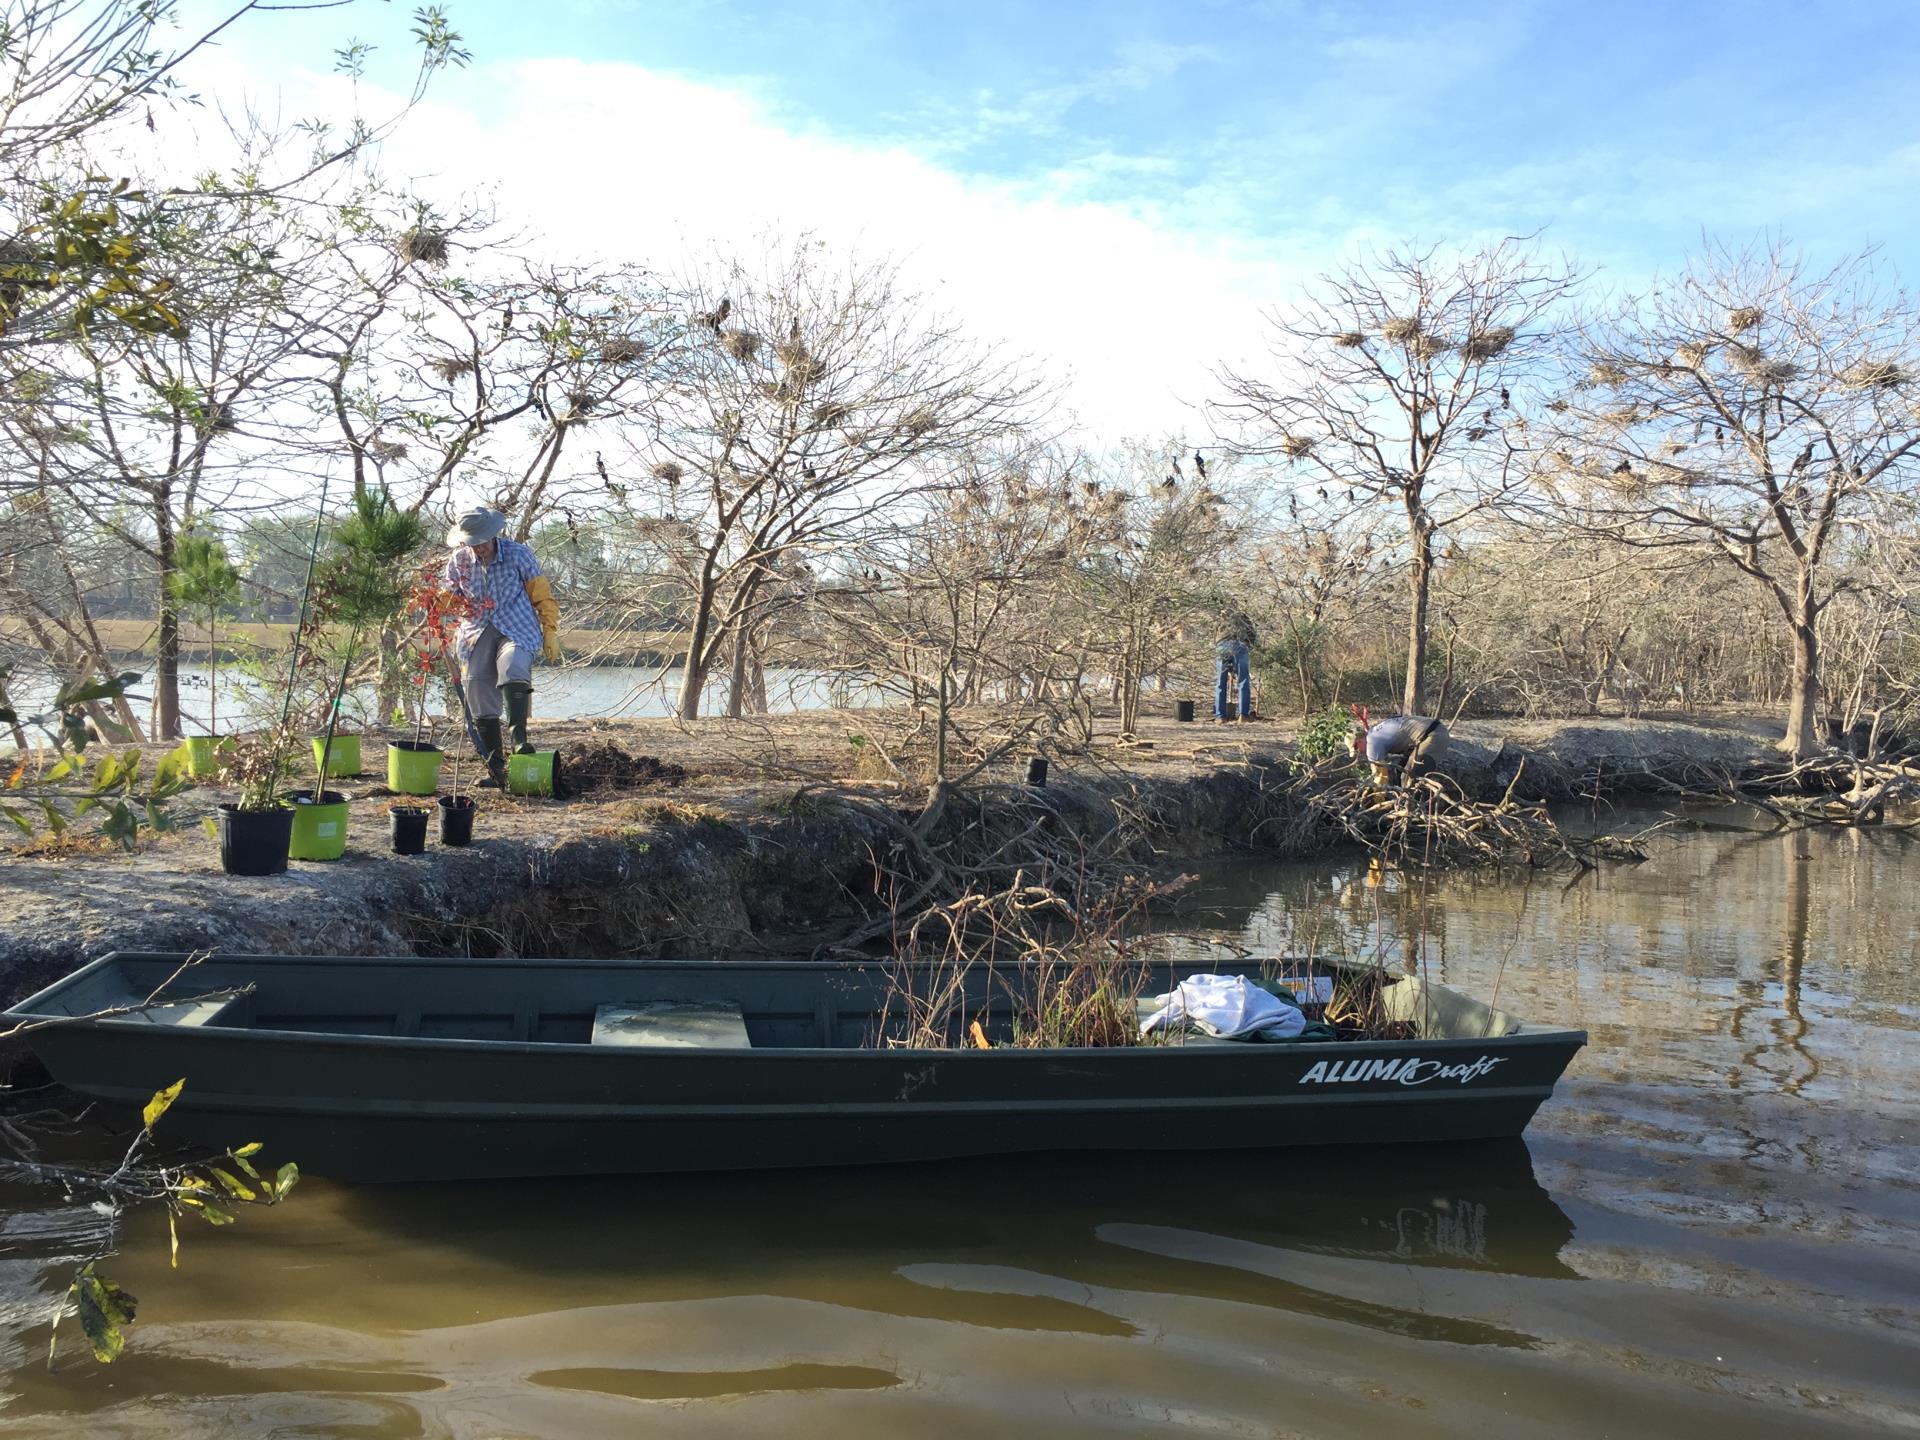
left=0, top=617, right=735, bottom=669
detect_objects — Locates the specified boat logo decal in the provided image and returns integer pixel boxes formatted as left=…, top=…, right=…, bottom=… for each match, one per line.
left=1298, top=1055, right=1506, bottom=1087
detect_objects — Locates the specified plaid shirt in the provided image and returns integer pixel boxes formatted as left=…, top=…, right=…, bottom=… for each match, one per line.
left=443, top=536, right=546, bottom=661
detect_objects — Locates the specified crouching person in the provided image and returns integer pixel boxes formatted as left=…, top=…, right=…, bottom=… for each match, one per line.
left=1349, top=710, right=1448, bottom=786
left=443, top=506, right=562, bottom=786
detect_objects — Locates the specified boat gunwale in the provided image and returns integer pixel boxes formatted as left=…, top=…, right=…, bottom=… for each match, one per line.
left=6, top=953, right=1585, bottom=1061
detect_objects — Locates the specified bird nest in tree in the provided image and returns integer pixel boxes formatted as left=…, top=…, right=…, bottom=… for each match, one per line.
left=1601, top=406, right=1641, bottom=428
left=366, top=436, right=409, bottom=462
left=395, top=227, right=451, bottom=268
left=1281, top=434, right=1315, bottom=458
left=1460, top=325, right=1515, bottom=361
left=1842, top=358, right=1910, bottom=391
left=901, top=406, right=939, bottom=438
left=1730, top=345, right=1798, bottom=385
left=599, top=337, right=647, bottom=364
left=567, top=389, right=596, bottom=415
left=1410, top=333, right=1452, bottom=359
left=1589, top=360, right=1629, bottom=386
left=1728, top=306, right=1763, bottom=333
left=428, top=356, right=476, bottom=382
left=1381, top=316, right=1422, bottom=343
left=1332, top=330, right=1367, bottom=348
left=720, top=328, right=761, bottom=362
left=650, top=459, right=685, bottom=485
left=813, top=401, right=854, bottom=428
left=1674, top=341, right=1710, bottom=368
left=633, top=515, right=691, bottom=540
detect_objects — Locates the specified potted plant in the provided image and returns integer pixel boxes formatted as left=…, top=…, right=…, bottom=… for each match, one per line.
left=387, top=564, right=467, bottom=795
left=213, top=724, right=296, bottom=875
left=292, top=487, right=425, bottom=862
left=437, top=733, right=477, bottom=847
left=168, top=526, right=243, bottom=778
left=387, top=797, right=430, bottom=855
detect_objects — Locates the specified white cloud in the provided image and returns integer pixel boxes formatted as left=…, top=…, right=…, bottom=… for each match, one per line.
left=228, top=55, right=1309, bottom=442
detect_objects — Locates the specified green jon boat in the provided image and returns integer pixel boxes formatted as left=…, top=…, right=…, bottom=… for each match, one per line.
left=6, top=951, right=1586, bottom=1182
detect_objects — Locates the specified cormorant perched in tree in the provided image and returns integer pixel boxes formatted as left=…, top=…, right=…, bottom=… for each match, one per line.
left=1499, top=388, right=1510, bottom=407
left=1612, top=460, right=1632, bottom=475
left=1160, top=474, right=1177, bottom=491
left=703, top=297, right=731, bottom=330
left=789, top=317, right=801, bottom=344
left=595, top=453, right=610, bottom=483
left=1790, top=442, right=1814, bottom=475
left=500, top=304, right=513, bottom=330
left=1193, top=449, right=1207, bottom=479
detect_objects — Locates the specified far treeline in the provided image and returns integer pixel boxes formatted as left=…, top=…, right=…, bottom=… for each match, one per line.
left=2, top=4, right=1917, bottom=760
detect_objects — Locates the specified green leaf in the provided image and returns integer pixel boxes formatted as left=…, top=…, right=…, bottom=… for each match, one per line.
left=234, top=1141, right=263, bottom=1157
left=271, top=1161, right=300, bottom=1202
left=168, top=1210, right=179, bottom=1269
left=200, top=814, right=219, bottom=841
left=68, top=1263, right=137, bottom=1364
left=0, top=805, right=32, bottom=836
left=53, top=672, right=139, bottom=709
left=181, top=1196, right=235, bottom=1226
left=142, top=1078, right=184, bottom=1131
left=207, top=1167, right=256, bottom=1202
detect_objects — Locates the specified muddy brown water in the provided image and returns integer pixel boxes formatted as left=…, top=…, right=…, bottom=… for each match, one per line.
left=0, top=805, right=1914, bottom=1437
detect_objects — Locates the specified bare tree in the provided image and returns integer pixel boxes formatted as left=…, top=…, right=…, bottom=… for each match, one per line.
left=1212, top=239, right=1581, bottom=714
left=1546, top=243, right=1920, bottom=757
left=621, top=239, right=1044, bottom=720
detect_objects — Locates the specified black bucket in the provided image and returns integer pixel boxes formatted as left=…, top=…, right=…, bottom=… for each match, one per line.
left=438, top=794, right=477, bottom=847
left=389, top=806, right=429, bottom=855
left=1175, top=699, right=1195, bottom=722
left=216, top=803, right=293, bottom=877
left=1026, top=755, right=1049, bottom=787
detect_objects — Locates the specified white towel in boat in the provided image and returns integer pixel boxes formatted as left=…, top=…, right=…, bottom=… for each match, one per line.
left=1140, top=974, right=1307, bottom=1040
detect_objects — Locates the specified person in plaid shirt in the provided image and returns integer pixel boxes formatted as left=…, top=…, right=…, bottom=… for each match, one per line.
left=443, top=507, right=562, bottom=785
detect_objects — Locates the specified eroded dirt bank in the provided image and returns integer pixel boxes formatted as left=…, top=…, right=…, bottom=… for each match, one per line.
left=0, top=707, right=1788, bottom=1003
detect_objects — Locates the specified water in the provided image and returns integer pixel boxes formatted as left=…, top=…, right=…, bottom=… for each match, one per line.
left=6, top=663, right=875, bottom=736
left=0, top=807, right=1916, bottom=1436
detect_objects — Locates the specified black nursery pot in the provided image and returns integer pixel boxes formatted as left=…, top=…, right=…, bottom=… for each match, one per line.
left=389, top=806, right=429, bottom=855
left=438, top=794, right=477, bottom=847
left=1175, top=699, right=1196, bottom=723
left=216, top=803, right=293, bottom=877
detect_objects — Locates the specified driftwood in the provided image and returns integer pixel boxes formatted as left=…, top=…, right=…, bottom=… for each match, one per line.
left=1297, top=760, right=1646, bottom=870
left=1733, top=754, right=1920, bottom=831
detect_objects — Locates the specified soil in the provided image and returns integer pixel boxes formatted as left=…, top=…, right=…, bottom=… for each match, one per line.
left=0, top=703, right=1792, bottom=1003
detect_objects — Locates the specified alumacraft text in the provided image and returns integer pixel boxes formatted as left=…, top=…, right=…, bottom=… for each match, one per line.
left=1297, top=1055, right=1506, bottom=1086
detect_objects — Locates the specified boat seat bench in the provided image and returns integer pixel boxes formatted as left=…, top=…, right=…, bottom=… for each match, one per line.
left=591, top=1001, right=752, bottom=1049
left=127, top=995, right=244, bottom=1028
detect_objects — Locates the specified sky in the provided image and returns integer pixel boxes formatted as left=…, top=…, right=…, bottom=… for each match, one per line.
left=163, top=0, right=1920, bottom=440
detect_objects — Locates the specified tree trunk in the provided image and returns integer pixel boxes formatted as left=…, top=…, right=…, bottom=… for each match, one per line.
left=1780, top=571, right=1822, bottom=759
left=725, top=621, right=751, bottom=720
left=1402, top=519, right=1433, bottom=715
left=153, top=511, right=181, bottom=740
left=674, top=576, right=720, bottom=721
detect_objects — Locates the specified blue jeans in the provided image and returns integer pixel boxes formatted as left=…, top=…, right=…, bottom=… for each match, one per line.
left=1215, top=641, right=1251, bottom=718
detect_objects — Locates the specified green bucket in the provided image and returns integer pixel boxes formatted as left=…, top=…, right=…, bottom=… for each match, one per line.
left=185, top=735, right=221, bottom=778
left=312, top=734, right=362, bottom=777
left=506, top=750, right=561, bottom=797
left=387, top=741, right=445, bottom=796
left=287, top=789, right=350, bottom=861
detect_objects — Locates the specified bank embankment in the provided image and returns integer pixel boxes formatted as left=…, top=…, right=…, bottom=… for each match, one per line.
left=0, top=708, right=1788, bottom=1004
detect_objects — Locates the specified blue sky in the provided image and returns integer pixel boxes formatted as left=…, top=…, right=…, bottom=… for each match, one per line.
left=179, top=0, right=1920, bottom=434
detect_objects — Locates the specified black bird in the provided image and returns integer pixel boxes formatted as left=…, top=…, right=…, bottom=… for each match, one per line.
left=1499, top=388, right=1510, bottom=407
left=1790, top=442, right=1814, bottom=475
left=803, top=465, right=817, bottom=483
left=710, top=296, right=731, bottom=329
left=500, top=303, right=514, bottom=330
left=1612, top=460, right=1632, bottom=475
left=1193, top=450, right=1207, bottom=479
left=1317, top=486, right=1327, bottom=500
left=1715, top=426, right=1724, bottom=441
left=595, top=452, right=610, bottom=483
left=1161, top=474, right=1177, bottom=491
left=1288, top=495, right=1298, bottom=518
left=789, top=317, right=801, bottom=344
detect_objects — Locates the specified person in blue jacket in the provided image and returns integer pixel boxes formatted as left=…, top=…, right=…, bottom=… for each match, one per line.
left=1215, top=612, right=1256, bottom=722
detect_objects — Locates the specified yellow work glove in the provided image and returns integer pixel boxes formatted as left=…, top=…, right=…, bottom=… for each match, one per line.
left=524, top=574, right=562, bottom=663
left=1370, top=761, right=1394, bottom=786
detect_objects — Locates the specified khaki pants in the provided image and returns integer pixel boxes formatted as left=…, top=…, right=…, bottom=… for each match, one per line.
left=463, top=625, right=533, bottom=720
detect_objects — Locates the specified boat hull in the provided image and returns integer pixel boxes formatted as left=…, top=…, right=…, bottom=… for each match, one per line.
left=9, top=953, right=1586, bottom=1182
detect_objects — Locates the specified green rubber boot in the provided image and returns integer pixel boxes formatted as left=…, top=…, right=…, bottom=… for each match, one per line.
left=475, top=717, right=508, bottom=788
left=502, top=682, right=536, bottom=755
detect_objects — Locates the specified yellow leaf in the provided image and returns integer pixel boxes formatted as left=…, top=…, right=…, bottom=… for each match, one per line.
left=142, top=1078, right=185, bottom=1131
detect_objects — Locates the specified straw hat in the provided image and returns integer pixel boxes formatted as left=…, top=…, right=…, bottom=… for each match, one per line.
left=445, top=506, right=507, bottom=548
